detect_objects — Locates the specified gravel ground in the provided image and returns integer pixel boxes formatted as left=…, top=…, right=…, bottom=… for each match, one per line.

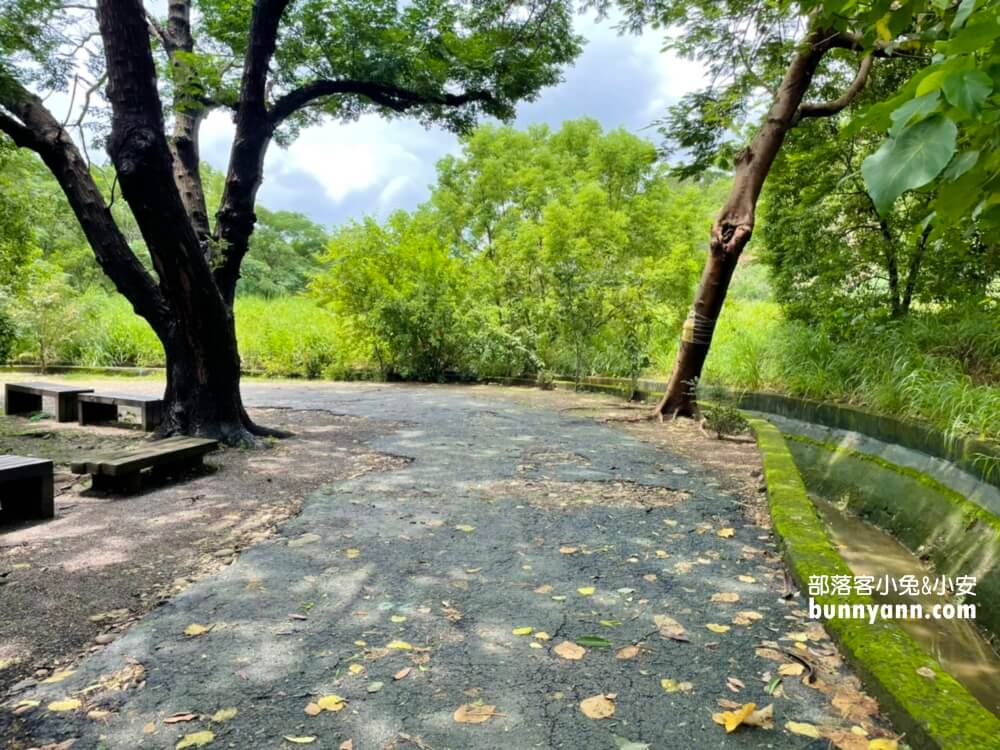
left=2, top=380, right=898, bottom=749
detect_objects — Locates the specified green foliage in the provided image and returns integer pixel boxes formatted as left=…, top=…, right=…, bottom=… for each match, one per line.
left=312, top=119, right=722, bottom=381
left=9, top=261, right=82, bottom=371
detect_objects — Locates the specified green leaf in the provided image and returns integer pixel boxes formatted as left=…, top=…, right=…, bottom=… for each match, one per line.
left=862, top=115, right=958, bottom=215
left=942, top=150, right=980, bottom=181
left=888, top=92, right=940, bottom=137
left=575, top=635, right=613, bottom=648
left=951, top=0, right=976, bottom=29
left=942, top=70, right=993, bottom=115
left=613, top=736, right=652, bottom=750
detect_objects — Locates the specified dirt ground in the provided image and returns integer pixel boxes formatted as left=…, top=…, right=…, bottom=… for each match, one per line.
left=1, top=406, right=403, bottom=694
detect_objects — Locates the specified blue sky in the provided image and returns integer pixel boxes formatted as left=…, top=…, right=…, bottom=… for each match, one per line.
left=199, top=11, right=704, bottom=228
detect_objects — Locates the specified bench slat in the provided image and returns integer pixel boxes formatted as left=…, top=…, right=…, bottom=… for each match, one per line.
left=70, top=437, right=218, bottom=477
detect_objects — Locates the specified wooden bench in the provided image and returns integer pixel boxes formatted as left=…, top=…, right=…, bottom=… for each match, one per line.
left=70, top=436, right=218, bottom=494
left=4, top=382, right=94, bottom=422
left=0, top=456, right=54, bottom=520
left=78, top=393, right=164, bottom=431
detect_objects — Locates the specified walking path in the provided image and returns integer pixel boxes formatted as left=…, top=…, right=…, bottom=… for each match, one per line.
left=5, top=383, right=893, bottom=749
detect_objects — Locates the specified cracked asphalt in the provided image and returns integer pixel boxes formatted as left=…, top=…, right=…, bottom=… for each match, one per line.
left=5, top=384, right=879, bottom=749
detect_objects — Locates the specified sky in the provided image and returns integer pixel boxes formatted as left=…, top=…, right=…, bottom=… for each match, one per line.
left=197, top=11, right=705, bottom=229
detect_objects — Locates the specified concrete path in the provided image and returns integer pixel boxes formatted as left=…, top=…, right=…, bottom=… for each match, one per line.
left=6, top=384, right=878, bottom=749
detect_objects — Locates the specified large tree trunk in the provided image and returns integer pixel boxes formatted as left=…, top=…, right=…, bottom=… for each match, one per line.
left=654, top=27, right=868, bottom=417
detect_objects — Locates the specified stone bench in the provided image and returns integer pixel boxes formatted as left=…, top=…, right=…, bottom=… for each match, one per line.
left=70, top=436, right=219, bottom=494
left=4, top=382, right=94, bottom=423
left=78, top=393, right=164, bottom=432
left=0, top=455, right=54, bottom=520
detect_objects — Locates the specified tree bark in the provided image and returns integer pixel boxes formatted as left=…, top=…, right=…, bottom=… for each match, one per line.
left=655, top=28, right=868, bottom=417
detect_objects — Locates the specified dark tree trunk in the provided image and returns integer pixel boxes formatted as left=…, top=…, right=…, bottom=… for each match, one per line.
left=655, top=30, right=872, bottom=418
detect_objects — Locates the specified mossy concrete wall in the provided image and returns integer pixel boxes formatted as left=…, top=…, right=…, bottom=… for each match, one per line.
left=750, top=417, right=1000, bottom=749
left=787, top=435, right=1000, bottom=641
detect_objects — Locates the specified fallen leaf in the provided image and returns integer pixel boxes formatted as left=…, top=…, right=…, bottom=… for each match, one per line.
left=706, top=623, right=730, bottom=633
left=340, top=742, right=354, bottom=750
left=717, top=528, right=735, bottom=538
left=165, top=713, right=198, bottom=724
left=175, top=731, right=214, bottom=749
left=47, top=699, right=82, bottom=712
left=612, top=736, right=651, bottom=750
left=316, top=695, right=347, bottom=712
left=732, top=610, right=763, bottom=626
left=454, top=524, right=476, bottom=533
left=615, top=645, right=639, bottom=660
left=387, top=640, right=413, bottom=650
left=303, top=703, right=321, bottom=717
left=394, top=667, right=412, bottom=681
left=778, top=663, right=805, bottom=677
left=711, top=592, right=740, bottom=603
left=643, top=574, right=657, bottom=582
left=916, top=666, right=935, bottom=679
left=654, top=614, right=689, bottom=642
left=184, top=624, right=210, bottom=637
left=744, top=704, right=774, bottom=729
left=88, top=709, right=112, bottom=720
left=673, top=561, right=693, bottom=574
left=211, top=708, right=238, bottom=722
left=577, top=586, right=595, bottom=596
left=345, top=548, right=361, bottom=559
left=868, top=740, right=899, bottom=750
left=738, top=575, right=755, bottom=583
left=284, top=738, right=316, bottom=745
left=785, top=721, right=821, bottom=738
left=453, top=703, right=497, bottom=724
left=576, top=635, right=612, bottom=648
left=367, top=681, right=384, bottom=693
left=349, top=663, right=365, bottom=674
left=660, top=678, right=693, bottom=693
left=534, top=585, right=553, bottom=594
left=41, top=670, right=75, bottom=684
left=559, top=546, right=578, bottom=554
left=512, top=626, right=533, bottom=636
left=712, top=702, right=755, bottom=732
left=143, top=722, right=156, bottom=734
left=553, top=641, right=586, bottom=660
left=580, top=694, right=616, bottom=720
left=534, top=631, right=550, bottom=640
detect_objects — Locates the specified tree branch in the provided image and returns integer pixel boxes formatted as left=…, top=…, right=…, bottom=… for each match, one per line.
left=268, top=79, right=495, bottom=127
left=795, top=54, right=873, bottom=121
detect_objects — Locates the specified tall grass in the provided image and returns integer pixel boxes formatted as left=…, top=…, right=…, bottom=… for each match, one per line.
left=696, top=299, right=1000, bottom=440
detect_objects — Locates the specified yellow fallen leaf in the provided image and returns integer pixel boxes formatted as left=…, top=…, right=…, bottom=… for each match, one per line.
left=577, top=586, right=595, bottom=596
left=534, top=631, right=550, bottom=640
left=393, top=667, right=412, bottom=680
left=41, top=670, right=75, bottom=684
left=454, top=524, right=476, bottom=533
left=712, top=702, right=755, bottom=732
left=615, top=645, right=639, bottom=660
left=211, top=707, right=238, bottom=722
left=387, top=640, right=413, bottom=650
left=176, top=731, right=215, bottom=749
left=553, top=641, right=586, bottom=660
left=559, top=546, right=578, bottom=554
left=660, top=678, right=693, bottom=693
left=732, top=610, right=763, bottom=626
left=529, top=642, right=543, bottom=649
left=390, top=615, right=407, bottom=623
left=317, top=695, right=347, bottom=712
left=47, top=699, right=81, bottom=712
left=354, top=640, right=366, bottom=647
left=284, top=738, right=316, bottom=745
left=778, top=663, right=805, bottom=677
left=579, top=694, right=615, bottom=719
left=785, top=721, right=821, bottom=738
left=868, top=740, right=898, bottom=750
left=184, top=623, right=210, bottom=637
left=655, top=550, right=668, bottom=558
left=349, top=664, right=365, bottom=675
left=706, top=623, right=730, bottom=633
left=512, top=627, right=533, bottom=636
left=345, top=548, right=361, bottom=559
left=534, top=584, right=553, bottom=594
left=738, top=575, right=755, bottom=583
left=717, top=528, right=735, bottom=538
left=711, top=592, right=740, bottom=603
left=453, top=703, right=497, bottom=724
left=744, top=704, right=774, bottom=729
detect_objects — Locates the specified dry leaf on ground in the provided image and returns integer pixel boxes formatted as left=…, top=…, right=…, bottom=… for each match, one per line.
left=453, top=703, right=497, bottom=724
left=580, top=694, right=616, bottom=719
left=553, top=641, right=586, bottom=660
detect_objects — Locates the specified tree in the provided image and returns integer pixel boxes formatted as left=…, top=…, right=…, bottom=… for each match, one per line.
left=0, top=0, right=581, bottom=443
left=597, top=0, right=998, bottom=417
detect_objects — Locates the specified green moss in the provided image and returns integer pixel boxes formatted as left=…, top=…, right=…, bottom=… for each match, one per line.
left=749, top=417, right=1000, bottom=749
